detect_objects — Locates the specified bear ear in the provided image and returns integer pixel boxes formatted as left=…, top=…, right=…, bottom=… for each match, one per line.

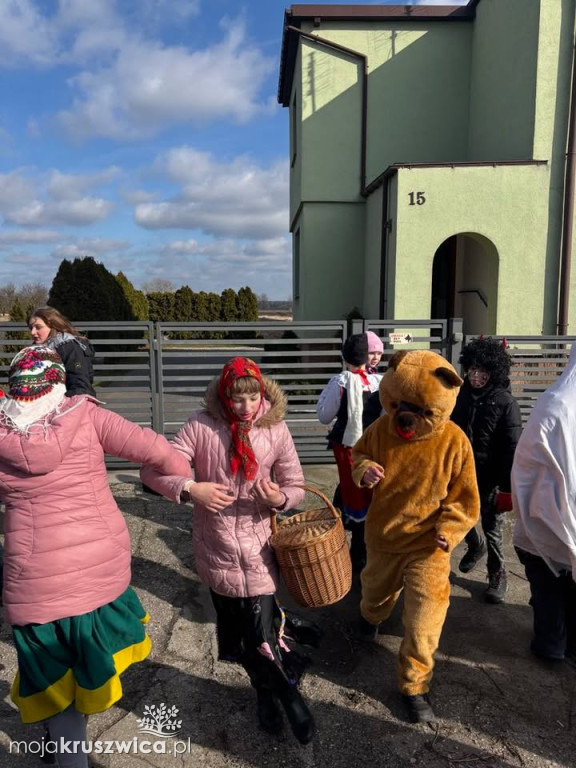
left=434, top=366, right=464, bottom=389
left=387, top=350, right=409, bottom=371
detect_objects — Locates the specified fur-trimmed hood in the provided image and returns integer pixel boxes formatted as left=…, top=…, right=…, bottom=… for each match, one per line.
left=203, top=374, right=287, bottom=428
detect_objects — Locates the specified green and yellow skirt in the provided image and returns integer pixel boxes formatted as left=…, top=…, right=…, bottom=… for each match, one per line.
left=11, top=587, right=151, bottom=724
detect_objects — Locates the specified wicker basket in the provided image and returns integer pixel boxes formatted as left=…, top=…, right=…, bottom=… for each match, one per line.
left=270, top=485, right=352, bottom=608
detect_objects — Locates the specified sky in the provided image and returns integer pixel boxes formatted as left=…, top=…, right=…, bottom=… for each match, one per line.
left=0, top=0, right=467, bottom=300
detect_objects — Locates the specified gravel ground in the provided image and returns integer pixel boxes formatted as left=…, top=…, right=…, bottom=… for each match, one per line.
left=1, top=467, right=574, bottom=768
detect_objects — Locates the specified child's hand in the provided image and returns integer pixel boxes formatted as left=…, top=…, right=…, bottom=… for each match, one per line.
left=435, top=534, right=449, bottom=552
left=188, top=482, right=234, bottom=512
left=361, top=465, right=385, bottom=488
left=252, top=478, right=285, bottom=507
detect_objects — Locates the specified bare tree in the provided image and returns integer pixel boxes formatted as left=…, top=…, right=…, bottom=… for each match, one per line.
left=18, top=282, right=49, bottom=313
left=0, top=283, right=17, bottom=316
left=141, top=279, right=175, bottom=294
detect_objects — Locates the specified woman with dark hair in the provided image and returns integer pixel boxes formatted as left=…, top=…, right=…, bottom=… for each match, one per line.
left=28, top=306, right=96, bottom=397
left=451, top=337, right=522, bottom=603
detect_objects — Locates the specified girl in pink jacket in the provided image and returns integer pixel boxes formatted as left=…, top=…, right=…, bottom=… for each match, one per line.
left=0, top=346, right=192, bottom=768
left=141, top=357, right=315, bottom=745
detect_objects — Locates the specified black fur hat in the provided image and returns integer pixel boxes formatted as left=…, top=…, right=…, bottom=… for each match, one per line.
left=342, top=333, right=368, bottom=367
left=459, top=337, right=512, bottom=387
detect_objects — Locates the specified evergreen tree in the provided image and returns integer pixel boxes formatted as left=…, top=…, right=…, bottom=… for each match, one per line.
left=190, top=291, right=208, bottom=322
left=47, top=259, right=76, bottom=317
left=205, top=292, right=221, bottom=322
left=116, top=272, right=149, bottom=320
left=220, top=288, right=239, bottom=321
left=174, top=286, right=194, bottom=322
left=9, top=298, right=26, bottom=323
left=49, top=256, right=132, bottom=321
left=147, top=292, right=175, bottom=323
left=4, top=298, right=29, bottom=358
left=237, top=286, right=259, bottom=321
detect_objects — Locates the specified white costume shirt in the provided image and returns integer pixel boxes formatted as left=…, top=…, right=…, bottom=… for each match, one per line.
left=316, top=370, right=381, bottom=448
left=511, top=344, right=576, bottom=578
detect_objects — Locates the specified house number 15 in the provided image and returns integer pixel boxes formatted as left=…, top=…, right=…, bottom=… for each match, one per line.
left=408, top=192, right=426, bottom=205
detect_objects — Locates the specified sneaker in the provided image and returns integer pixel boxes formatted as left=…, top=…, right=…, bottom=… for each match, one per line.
left=484, top=569, right=508, bottom=603
left=403, top=693, right=436, bottom=724
left=458, top=540, right=487, bottom=573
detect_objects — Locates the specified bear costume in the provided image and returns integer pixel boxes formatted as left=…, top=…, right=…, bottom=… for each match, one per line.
left=352, top=349, right=480, bottom=723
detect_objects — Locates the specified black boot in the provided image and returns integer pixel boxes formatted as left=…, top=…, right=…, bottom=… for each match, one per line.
left=356, top=614, right=379, bottom=640
left=256, top=689, right=283, bottom=735
left=458, top=540, right=487, bottom=573
left=403, top=693, right=436, bottom=724
left=350, top=522, right=367, bottom=573
left=278, top=688, right=315, bottom=745
left=484, top=568, right=508, bottom=603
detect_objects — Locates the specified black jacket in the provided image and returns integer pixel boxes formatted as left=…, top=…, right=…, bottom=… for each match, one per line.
left=451, top=379, right=522, bottom=495
left=51, top=337, right=96, bottom=397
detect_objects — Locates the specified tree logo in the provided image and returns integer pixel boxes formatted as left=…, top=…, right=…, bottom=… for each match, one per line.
left=136, top=704, right=182, bottom=737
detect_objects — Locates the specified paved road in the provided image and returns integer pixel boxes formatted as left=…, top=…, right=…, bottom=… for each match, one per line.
left=1, top=467, right=574, bottom=767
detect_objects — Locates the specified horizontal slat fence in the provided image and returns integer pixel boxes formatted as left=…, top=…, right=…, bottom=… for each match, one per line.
left=155, top=321, right=348, bottom=463
left=0, top=322, right=572, bottom=466
left=463, top=335, right=575, bottom=423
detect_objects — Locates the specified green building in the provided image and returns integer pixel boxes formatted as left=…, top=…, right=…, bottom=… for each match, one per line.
left=278, top=0, right=576, bottom=335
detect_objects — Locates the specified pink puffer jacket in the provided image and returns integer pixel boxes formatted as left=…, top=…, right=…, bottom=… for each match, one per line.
left=0, top=396, right=192, bottom=626
left=141, top=377, right=305, bottom=598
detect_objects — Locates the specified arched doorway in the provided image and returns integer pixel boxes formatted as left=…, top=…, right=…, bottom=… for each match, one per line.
left=431, top=233, right=499, bottom=335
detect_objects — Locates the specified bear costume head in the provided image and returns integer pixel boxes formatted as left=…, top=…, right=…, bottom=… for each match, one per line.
left=380, top=350, right=463, bottom=441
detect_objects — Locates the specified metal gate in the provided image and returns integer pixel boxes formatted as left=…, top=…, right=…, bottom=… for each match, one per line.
left=1, top=320, right=573, bottom=463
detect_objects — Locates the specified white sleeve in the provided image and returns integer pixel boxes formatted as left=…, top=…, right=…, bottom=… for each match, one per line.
left=316, top=376, right=343, bottom=424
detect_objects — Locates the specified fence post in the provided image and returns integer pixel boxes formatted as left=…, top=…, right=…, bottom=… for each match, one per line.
left=447, top=317, right=463, bottom=369
left=349, top=318, right=364, bottom=336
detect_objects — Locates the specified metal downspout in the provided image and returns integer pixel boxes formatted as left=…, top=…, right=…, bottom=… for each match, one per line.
left=558, top=29, right=576, bottom=334
left=379, top=174, right=390, bottom=319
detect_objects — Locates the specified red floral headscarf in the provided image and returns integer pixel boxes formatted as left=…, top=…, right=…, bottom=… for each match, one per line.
left=217, top=357, right=265, bottom=480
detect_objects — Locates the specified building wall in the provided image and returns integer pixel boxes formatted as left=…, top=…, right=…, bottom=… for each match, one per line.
left=292, top=203, right=366, bottom=320
left=467, top=0, right=540, bottom=160
left=286, top=0, right=576, bottom=334
left=363, top=186, right=384, bottom=317
left=389, top=164, right=551, bottom=335
left=296, top=20, right=472, bottom=202
left=365, top=22, right=472, bottom=174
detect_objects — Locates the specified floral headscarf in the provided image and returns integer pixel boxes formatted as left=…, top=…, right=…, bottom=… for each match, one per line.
left=217, top=357, right=265, bottom=480
left=9, top=346, right=66, bottom=400
left=0, top=346, right=67, bottom=434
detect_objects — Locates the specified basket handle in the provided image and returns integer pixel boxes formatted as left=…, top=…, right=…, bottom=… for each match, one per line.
left=270, top=484, right=340, bottom=535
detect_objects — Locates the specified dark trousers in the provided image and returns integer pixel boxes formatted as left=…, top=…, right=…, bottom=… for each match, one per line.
left=516, top=548, right=576, bottom=659
left=464, top=492, right=505, bottom=574
left=209, top=591, right=311, bottom=695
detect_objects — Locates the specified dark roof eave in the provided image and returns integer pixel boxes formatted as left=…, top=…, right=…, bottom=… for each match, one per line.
left=278, top=3, right=476, bottom=106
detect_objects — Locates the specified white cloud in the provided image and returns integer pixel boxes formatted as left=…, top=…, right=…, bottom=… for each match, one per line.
left=59, top=19, right=275, bottom=140
left=0, top=171, right=37, bottom=209
left=51, top=237, right=129, bottom=259
left=0, top=167, right=117, bottom=227
left=47, top=167, right=119, bottom=199
left=0, top=0, right=59, bottom=66
left=0, top=229, right=62, bottom=245
left=6, top=198, right=113, bottom=226
left=0, top=0, right=203, bottom=68
left=135, top=148, right=288, bottom=239
left=134, top=234, right=292, bottom=295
